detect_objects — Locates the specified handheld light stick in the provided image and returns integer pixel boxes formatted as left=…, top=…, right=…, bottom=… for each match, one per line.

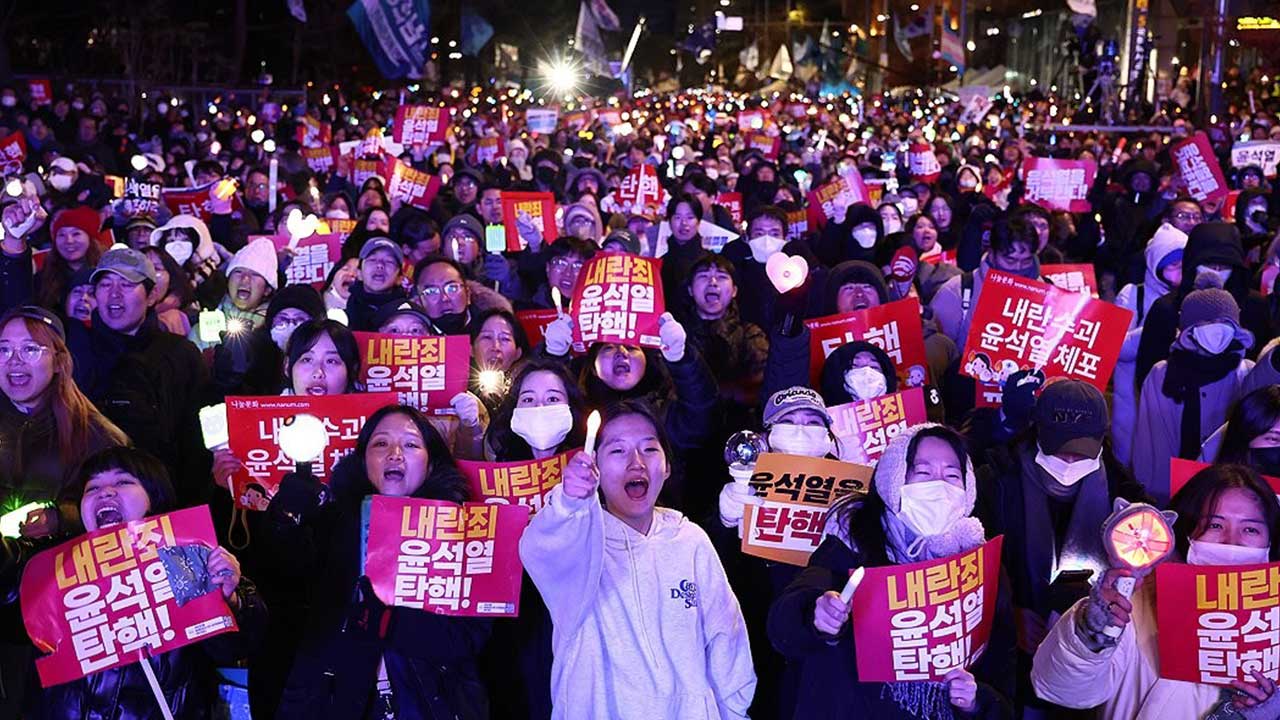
left=583, top=410, right=602, bottom=459
left=551, top=286, right=563, bottom=317
left=278, top=413, right=328, bottom=474
left=1100, top=500, right=1177, bottom=637
left=723, top=430, right=766, bottom=485
left=839, top=566, right=866, bottom=604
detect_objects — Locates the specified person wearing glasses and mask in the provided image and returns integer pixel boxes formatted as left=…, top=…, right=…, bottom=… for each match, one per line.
left=345, top=237, right=409, bottom=332
left=411, top=256, right=512, bottom=338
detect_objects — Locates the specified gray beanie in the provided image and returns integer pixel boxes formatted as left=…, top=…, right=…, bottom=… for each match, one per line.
left=1179, top=288, right=1239, bottom=330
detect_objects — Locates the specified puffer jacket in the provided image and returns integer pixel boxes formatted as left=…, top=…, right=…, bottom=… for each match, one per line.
left=344, top=281, right=409, bottom=332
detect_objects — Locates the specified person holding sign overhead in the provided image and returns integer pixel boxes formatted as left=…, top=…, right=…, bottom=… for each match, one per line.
left=519, top=401, right=756, bottom=719
left=1032, top=464, right=1280, bottom=719
left=767, top=423, right=1012, bottom=719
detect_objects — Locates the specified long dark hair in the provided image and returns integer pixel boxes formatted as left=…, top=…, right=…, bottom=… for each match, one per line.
left=335, top=404, right=469, bottom=505
left=73, top=446, right=177, bottom=516
left=143, top=246, right=197, bottom=309
left=285, top=319, right=361, bottom=393
left=1170, top=463, right=1280, bottom=560
left=1217, top=386, right=1280, bottom=464
left=580, top=342, right=670, bottom=406
left=837, top=425, right=971, bottom=566
left=484, top=357, right=586, bottom=461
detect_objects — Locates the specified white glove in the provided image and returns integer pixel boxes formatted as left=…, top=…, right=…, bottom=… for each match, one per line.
left=544, top=315, right=574, bottom=357
left=450, top=392, right=482, bottom=429
left=516, top=209, right=544, bottom=252
left=719, top=481, right=764, bottom=533
left=658, top=312, right=686, bottom=363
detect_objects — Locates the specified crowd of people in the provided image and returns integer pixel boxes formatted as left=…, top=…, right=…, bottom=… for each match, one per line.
left=0, top=64, right=1277, bottom=720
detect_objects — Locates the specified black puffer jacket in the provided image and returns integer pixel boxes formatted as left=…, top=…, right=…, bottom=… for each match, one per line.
left=344, top=281, right=409, bottom=332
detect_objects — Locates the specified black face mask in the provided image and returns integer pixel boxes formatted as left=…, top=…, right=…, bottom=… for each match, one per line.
left=1251, top=446, right=1280, bottom=476
left=432, top=310, right=468, bottom=335
left=534, top=166, right=559, bottom=185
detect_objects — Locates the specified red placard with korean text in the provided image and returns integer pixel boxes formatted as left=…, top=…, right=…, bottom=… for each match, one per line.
left=354, top=334, right=471, bottom=414
left=960, top=270, right=1132, bottom=391
left=1156, top=561, right=1280, bottom=684
left=806, top=176, right=860, bottom=230
left=616, top=164, right=663, bottom=210
left=161, top=181, right=244, bottom=224
left=302, top=146, right=338, bottom=174
left=393, top=105, right=451, bottom=146
left=27, top=78, right=52, bottom=106
left=1171, top=131, right=1229, bottom=203
left=1041, top=263, right=1099, bottom=297
left=501, top=191, right=556, bottom=253
left=20, top=507, right=238, bottom=687
left=351, top=158, right=383, bottom=186
left=475, top=136, right=505, bottom=165
left=852, top=536, right=1004, bottom=682
left=364, top=497, right=530, bottom=617
left=737, top=110, right=767, bottom=131
left=804, top=298, right=929, bottom=388
left=786, top=209, right=809, bottom=241
left=717, top=192, right=743, bottom=226
left=908, top=143, right=941, bottom=183
left=296, top=117, right=332, bottom=149
left=829, top=388, right=929, bottom=466
left=569, top=253, right=665, bottom=352
left=747, top=133, right=780, bottom=160
left=0, top=131, right=28, bottom=175
left=515, top=308, right=559, bottom=349
left=1170, top=458, right=1280, bottom=499
left=456, top=449, right=578, bottom=514
left=740, top=454, right=873, bottom=566
left=225, top=393, right=394, bottom=509
left=1023, top=158, right=1096, bottom=213
left=270, top=232, right=343, bottom=289
left=381, top=158, right=442, bottom=211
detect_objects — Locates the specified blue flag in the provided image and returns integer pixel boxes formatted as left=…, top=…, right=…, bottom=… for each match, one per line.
left=347, top=0, right=431, bottom=79
left=460, top=7, right=494, bottom=57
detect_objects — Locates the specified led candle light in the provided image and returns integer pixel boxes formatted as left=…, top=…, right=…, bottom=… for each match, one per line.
left=583, top=410, right=602, bottom=459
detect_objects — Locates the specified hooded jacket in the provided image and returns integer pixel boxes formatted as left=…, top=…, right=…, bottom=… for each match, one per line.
left=815, top=203, right=883, bottom=267
left=519, top=485, right=756, bottom=720
left=1135, top=222, right=1274, bottom=385
left=344, top=280, right=409, bottom=332
left=818, top=340, right=898, bottom=407
left=930, top=254, right=1042, bottom=348
left=1112, top=224, right=1187, bottom=465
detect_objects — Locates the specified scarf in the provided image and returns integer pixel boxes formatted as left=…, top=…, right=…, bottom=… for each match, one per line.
left=1163, top=345, right=1243, bottom=458
left=1019, top=445, right=1108, bottom=614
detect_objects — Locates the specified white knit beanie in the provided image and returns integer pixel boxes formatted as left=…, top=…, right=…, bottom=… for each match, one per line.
left=226, top=237, right=279, bottom=290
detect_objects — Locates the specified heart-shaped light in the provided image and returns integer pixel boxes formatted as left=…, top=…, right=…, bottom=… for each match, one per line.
left=765, top=253, right=809, bottom=294
left=285, top=208, right=319, bottom=241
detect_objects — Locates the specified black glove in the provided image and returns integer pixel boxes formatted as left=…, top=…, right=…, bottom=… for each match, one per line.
left=267, top=466, right=327, bottom=526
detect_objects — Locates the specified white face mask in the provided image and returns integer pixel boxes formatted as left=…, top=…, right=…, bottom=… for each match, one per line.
left=165, top=240, right=194, bottom=266
left=748, top=234, right=786, bottom=263
left=49, top=174, right=73, bottom=192
left=326, top=208, right=350, bottom=221
left=510, top=404, right=573, bottom=451
left=1034, top=447, right=1102, bottom=487
left=768, top=423, right=833, bottom=457
left=900, top=198, right=919, bottom=216
left=1194, top=266, right=1232, bottom=289
left=1186, top=539, right=1270, bottom=566
left=0, top=95, right=16, bottom=108
left=270, top=321, right=302, bottom=351
left=844, top=366, right=887, bottom=401
left=898, top=480, right=967, bottom=537
left=883, top=217, right=903, bottom=235
left=852, top=225, right=878, bottom=249
left=1191, top=322, right=1235, bottom=354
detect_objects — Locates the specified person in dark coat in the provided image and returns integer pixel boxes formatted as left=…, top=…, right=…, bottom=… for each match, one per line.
left=268, top=405, right=490, bottom=720
left=722, top=205, right=820, bottom=332
left=1135, top=222, right=1274, bottom=387
left=344, top=237, right=409, bottom=332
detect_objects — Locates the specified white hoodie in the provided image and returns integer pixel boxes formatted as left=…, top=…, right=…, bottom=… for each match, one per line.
left=519, top=485, right=756, bottom=720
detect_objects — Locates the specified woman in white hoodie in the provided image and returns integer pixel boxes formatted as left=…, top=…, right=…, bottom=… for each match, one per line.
left=1112, top=223, right=1187, bottom=466
left=1032, top=463, right=1280, bottom=719
left=519, top=400, right=757, bottom=719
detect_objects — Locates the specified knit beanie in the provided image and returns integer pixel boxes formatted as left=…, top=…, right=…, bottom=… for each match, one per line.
left=50, top=206, right=107, bottom=247
left=265, top=284, right=325, bottom=325
left=226, top=237, right=279, bottom=290
left=1179, top=288, right=1239, bottom=330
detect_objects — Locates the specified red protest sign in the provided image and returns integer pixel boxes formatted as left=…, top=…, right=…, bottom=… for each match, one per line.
left=28, top=78, right=52, bottom=106
left=806, top=175, right=860, bottom=230
left=747, top=133, right=780, bottom=160
left=595, top=109, right=622, bottom=127
left=295, top=117, right=332, bottom=149
left=852, top=536, right=1004, bottom=682
left=737, top=110, right=767, bottom=132
left=364, top=497, right=530, bottom=616
left=785, top=209, right=809, bottom=241
left=804, top=298, right=930, bottom=388
left=381, top=158, right=442, bottom=211
left=569, top=253, right=665, bottom=352
left=616, top=164, right=664, bottom=210
left=271, top=232, right=343, bottom=289
left=474, top=136, right=505, bottom=165
left=717, top=192, right=743, bottom=226
left=1041, top=263, right=1099, bottom=297
left=0, top=131, right=28, bottom=175
left=1022, top=158, right=1096, bottom=213
left=740, top=453, right=873, bottom=566
left=1156, top=561, right=1280, bottom=684
left=563, top=110, right=591, bottom=131
left=960, top=270, right=1132, bottom=391
left=1170, top=458, right=1280, bottom=498
left=829, top=388, right=929, bottom=466
left=1172, top=131, right=1229, bottom=203
left=161, top=182, right=216, bottom=223
left=302, top=146, right=338, bottom=174
left=456, top=449, right=577, bottom=514
left=393, top=105, right=451, bottom=146
left=225, top=393, right=394, bottom=509
left=351, top=158, right=383, bottom=186
left=515, top=308, right=559, bottom=349
left=20, top=506, right=238, bottom=687
left=354, top=334, right=471, bottom=414
left=908, top=143, right=941, bottom=183
left=500, top=191, right=556, bottom=252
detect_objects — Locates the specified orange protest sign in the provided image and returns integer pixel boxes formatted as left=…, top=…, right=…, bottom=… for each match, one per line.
left=740, top=453, right=873, bottom=566
left=1170, top=458, right=1280, bottom=499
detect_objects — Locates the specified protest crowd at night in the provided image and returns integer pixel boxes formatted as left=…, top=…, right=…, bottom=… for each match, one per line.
left=2, top=0, right=1280, bottom=718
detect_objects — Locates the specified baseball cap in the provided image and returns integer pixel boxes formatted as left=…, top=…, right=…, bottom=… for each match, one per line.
left=91, top=246, right=157, bottom=286
left=442, top=214, right=483, bottom=241
left=0, top=305, right=65, bottom=341
left=602, top=228, right=641, bottom=255
left=359, top=236, right=404, bottom=266
left=763, top=386, right=832, bottom=427
left=1034, top=378, right=1108, bottom=457
left=372, top=301, right=433, bottom=332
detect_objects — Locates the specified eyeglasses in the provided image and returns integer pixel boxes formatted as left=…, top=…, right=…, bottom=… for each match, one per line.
left=0, top=343, right=50, bottom=363
left=418, top=281, right=464, bottom=299
left=1173, top=211, right=1203, bottom=223
left=548, top=257, right=585, bottom=273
